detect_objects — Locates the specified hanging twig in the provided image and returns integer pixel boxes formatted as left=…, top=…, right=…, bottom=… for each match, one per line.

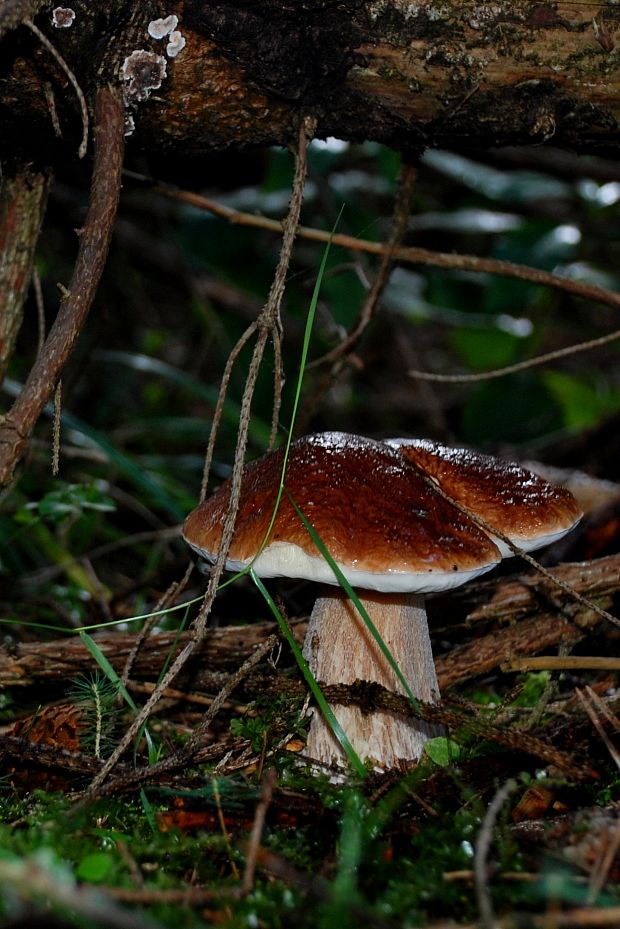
left=24, top=19, right=89, bottom=159
left=0, top=84, right=124, bottom=486
left=51, top=378, right=61, bottom=475
left=82, top=117, right=315, bottom=798
left=411, top=465, right=620, bottom=632
left=119, top=562, right=194, bottom=690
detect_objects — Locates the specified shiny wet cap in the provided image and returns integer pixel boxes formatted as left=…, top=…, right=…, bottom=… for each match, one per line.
left=183, top=432, right=502, bottom=593
left=385, top=438, right=582, bottom=556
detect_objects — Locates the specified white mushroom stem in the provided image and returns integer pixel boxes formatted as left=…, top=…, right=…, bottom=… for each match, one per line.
left=302, top=588, right=443, bottom=770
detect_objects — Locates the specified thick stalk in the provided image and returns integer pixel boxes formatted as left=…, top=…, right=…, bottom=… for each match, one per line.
left=303, top=589, right=442, bottom=769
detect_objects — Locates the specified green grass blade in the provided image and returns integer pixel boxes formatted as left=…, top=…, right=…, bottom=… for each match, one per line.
left=80, top=631, right=158, bottom=762
left=216, top=212, right=343, bottom=592
left=79, top=632, right=138, bottom=711
left=140, top=787, right=158, bottom=834
left=256, top=209, right=343, bottom=554
left=250, top=568, right=366, bottom=778
left=285, top=491, right=420, bottom=710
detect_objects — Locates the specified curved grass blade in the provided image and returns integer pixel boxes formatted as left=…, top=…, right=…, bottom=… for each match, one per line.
left=250, top=568, right=367, bottom=778
left=285, top=491, right=420, bottom=710
left=79, top=631, right=156, bottom=760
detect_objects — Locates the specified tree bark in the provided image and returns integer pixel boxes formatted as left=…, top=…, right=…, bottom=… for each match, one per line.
left=0, top=166, right=50, bottom=382
left=0, top=84, right=124, bottom=484
left=1, top=1, right=620, bottom=170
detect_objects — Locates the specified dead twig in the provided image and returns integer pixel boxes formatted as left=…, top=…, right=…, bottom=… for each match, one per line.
left=51, top=378, right=61, bottom=475
left=308, top=161, right=417, bottom=368
left=587, top=813, right=620, bottom=905
left=240, top=768, right=278, bottom=895
left=408, top=327, right=620, bottom=383
left=86, top=635, right=279, bottom=800
left=119, top=562, right=193, bottom=690
left=2, top=554, right=617, bottom=692
left=575, top=687, right=620, bottom=773
left=507, top=657, right=620, bottom=672
left=412, top=464, right=620, bottom=632
left=474, top=779, right=518, bottom=929
left=0, top=855, right=160, bottom=929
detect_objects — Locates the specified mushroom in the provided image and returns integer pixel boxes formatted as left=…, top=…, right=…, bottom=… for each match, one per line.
left=183, top=432, right=582, bottom=771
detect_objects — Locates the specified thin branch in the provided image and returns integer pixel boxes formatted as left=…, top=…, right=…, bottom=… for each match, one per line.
left=51, top=378, right=61, bottom=475
left=182, top=635, right=278, bottom=756
left=87, top=635, right=279, bottom=799
left=152, top=183, right=620, bottom=313
left=575, top=687, right=620, bottom=772
left=32, top=266, right=46, bottom=359
left=24, top=19, right=89, bottom=159
left=409, top=327, right=620, bottom=383
left=507, top=656, right=620, bottom=672
left=0, top=84, right=123, bottom=486
left=240, top=768, right=278, bottom=895
left=199, top=321, right=258, bottom=502
left=411, top=464, right=620, bottom=632
left=0, top=855, right=161, bottom=929
left=474, top=779, right=518, bottom=929
left=120, top=562, right=193, bottom=689
left=587, top=814, right=620, bottom=905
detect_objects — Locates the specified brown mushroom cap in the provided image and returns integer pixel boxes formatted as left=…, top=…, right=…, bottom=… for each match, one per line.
left=385, top=438, right=582, bottom=555
left=183, top=432, right=501, bottom=593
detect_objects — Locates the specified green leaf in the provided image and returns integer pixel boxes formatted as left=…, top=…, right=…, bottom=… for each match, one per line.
left=424, top=736, right=461, bottom=767
left=75, top=851, right=114, bottom=883
left=450, top=327, right=522, bottom=371
left=543, top=370, right=620, bottom=431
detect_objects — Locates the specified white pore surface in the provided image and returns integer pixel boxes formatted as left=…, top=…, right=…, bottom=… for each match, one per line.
left=492, top=525, right=580, bottom=558
left=185, top=538, right=499, bottom=593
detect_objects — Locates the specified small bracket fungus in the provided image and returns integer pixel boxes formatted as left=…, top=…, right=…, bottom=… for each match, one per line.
left=52, top=7, right=75, bottom=28
left=147, top=15, right=178, bottom=40
left=166, top=31, right=186, bottom=58
left=121, top=49, right=167, bottom=105
left=147, top=15, right=185, bottom=58
left=183, top=433, right=582, bottom=771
